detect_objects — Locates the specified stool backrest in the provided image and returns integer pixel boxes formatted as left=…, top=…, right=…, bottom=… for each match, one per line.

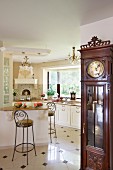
left=14, top=110, right=28, bottom=125
left=47, top=102, right=56, bottom=112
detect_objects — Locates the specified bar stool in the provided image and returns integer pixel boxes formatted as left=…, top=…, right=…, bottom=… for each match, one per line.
left=12, top=110, right=37, bottom=165
left=47, top=102, right=57, bottom=143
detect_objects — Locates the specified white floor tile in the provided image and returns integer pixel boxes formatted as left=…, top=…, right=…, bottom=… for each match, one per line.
left=0, top=125, right=80, bottom=170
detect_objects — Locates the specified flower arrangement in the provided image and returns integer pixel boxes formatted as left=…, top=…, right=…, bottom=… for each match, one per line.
left=14, top=102, right=22, bottom=108
left=34, top=102, right=43, bottom=108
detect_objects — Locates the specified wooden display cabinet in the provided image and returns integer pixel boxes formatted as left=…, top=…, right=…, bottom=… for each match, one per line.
left=79, top=36, right=113, bottom=170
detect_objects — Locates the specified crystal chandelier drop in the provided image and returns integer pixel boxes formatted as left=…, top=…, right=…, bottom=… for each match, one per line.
left=68, top=47, right=80, bottom=64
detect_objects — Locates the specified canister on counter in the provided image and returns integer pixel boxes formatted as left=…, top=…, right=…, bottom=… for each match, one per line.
left=70, top=92, right=76, bottom=100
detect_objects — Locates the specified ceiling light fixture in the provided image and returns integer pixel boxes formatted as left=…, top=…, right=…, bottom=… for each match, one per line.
left=18, top=56, right=34, bottom=79
left=68, top=47, right=80, bottom=64
left=22, top=56, right=31, bottom=67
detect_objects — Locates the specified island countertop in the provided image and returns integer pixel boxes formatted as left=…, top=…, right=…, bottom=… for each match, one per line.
left=0, top=106, right=48, bottom=111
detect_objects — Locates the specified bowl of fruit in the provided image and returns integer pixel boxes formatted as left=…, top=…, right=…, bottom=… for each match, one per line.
left=14, top=102, right=22, bottom=108
left=34, top=102, right=43, bottom=108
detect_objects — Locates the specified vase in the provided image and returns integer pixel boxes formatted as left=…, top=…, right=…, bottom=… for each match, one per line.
left=47, top=95, right=53, bottom=100
left=13, top=96, right=16, bottom=101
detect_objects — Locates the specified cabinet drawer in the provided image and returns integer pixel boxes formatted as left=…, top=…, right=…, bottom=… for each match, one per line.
left=61, top=105, right=66, bottom=111
left=75, top=106, right=81, bottom=112
left=71, top=106, right=81, bottom=113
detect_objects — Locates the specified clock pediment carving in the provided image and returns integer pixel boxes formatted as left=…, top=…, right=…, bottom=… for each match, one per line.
left=81, top=36, right=110, bottom=49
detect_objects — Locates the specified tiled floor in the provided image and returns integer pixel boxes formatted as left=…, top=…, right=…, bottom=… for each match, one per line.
left=0, top=125, right=81, bottom=170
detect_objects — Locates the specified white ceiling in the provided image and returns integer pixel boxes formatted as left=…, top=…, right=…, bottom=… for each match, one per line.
left=0, top=0, right=113, bottom=63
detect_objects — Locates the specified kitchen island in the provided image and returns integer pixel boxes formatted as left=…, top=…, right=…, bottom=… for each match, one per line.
left=12, top=99, right=81, bottom=129
left=0, top=105, right=48, bottom=148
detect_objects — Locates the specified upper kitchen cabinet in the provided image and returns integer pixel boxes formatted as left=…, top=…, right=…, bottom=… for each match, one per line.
left=0, top=51, right=13, bottom=107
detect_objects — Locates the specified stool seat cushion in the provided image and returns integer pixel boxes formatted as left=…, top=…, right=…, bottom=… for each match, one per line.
left=48, top=111, right=54, bottom=116
left=16, top=119, right=33, bottom=127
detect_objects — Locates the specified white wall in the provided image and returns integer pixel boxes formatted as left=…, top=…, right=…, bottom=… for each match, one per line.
left=80, top=16, right=113, bottom=45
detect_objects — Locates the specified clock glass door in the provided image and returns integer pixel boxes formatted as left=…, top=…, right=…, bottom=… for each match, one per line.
left=87, top=85, right=104, bottom=149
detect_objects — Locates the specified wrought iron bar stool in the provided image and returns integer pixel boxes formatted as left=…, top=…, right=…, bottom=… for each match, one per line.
left=12, top=110, right=37, bottom=165
left=47, top=102, right=57, bottom=143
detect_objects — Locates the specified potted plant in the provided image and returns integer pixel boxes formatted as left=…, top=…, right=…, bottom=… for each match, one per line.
left=47, top=86, right=55, bottom=100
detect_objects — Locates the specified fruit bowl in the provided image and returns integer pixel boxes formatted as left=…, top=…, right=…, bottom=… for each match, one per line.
left=34, top=102, right=43, bottom=108
left=14, top=102, right=22, bottom=108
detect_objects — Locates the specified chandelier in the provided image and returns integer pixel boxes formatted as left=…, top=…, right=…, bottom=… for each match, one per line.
left=68, top=47, right=80, bottom=64
left=18, top=56, right=34, bottom=79
left=22, top=56, right=31, bottom=67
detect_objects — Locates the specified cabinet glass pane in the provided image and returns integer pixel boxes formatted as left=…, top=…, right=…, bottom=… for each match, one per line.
left=4, top=67, right=10, bottom=75
left=87, top=85, right=104, bottom=149
left=4, top=95, right=9, bottom=104
left=4, top=58, right=9, bottom=66
left=4, top=57, right=10, bottom=104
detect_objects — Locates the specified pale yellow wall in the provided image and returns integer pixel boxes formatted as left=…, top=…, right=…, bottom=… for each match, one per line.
left=13, top=59, right=79, bottom=99
left=13, top=59, right=74, bottom=84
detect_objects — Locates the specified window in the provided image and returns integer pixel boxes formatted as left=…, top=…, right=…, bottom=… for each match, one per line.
left=48, top=68, right=81, bottom=98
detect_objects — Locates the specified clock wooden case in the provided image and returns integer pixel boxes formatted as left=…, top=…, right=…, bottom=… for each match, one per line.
left=79, top=36, right=113, bottom=170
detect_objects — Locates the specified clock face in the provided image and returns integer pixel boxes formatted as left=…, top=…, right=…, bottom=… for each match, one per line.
left=87, top=61, right=104, bottom=78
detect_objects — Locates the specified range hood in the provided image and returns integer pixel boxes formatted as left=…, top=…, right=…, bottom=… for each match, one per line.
left=15, top=79, right=38, bottom=85
left=15, top=56, right=38, bottom=89
left=15, top=79, right=38, bottom=89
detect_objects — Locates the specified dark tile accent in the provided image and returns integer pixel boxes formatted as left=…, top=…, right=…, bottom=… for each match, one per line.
left=3, top=155, right=7, bottom=158
left=59, top=150, right=63, bottom=153
left=67, top=135, right=70, bottom=137
left=20, top=165, right=26, bottom=169
left=22, top=154, right=27, bottom=157
left=54, top=136, right=57, bottom=138
left=71, top=141, right=74, bottom=143
left=76, top=148, right=80, bottom=151
left=61, top=127, right=63, bottom=128
left=64, top=131, right=66, bottom=132
left=63, top=160, right=68, bottom=164
left=42, top=162, right=48, bottom=166
left=75, top=129, right=78, bottom=131
left=56, top=142, right=60, bottom=144
left=41, top=152, right=46, bottom=155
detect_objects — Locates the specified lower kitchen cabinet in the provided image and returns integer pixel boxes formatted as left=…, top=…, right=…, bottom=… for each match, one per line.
left=55, top=104, right=81, bottom=129
left=70, top=105, right=81, bottom=129
left=56, top=104, right=70, bottom=126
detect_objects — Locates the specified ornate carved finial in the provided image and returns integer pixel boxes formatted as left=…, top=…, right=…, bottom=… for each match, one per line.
left=81, top=36, right=110, bottom=49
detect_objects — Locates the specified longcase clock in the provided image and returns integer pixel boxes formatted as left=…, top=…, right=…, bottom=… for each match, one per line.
left=79, top=36, right=113, bottom=170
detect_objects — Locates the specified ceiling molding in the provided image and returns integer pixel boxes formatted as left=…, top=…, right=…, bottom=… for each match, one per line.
left=0, top=47, right=51, bottom=56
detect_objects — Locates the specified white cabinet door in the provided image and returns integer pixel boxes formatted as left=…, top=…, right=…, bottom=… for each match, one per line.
left=57, top=104, right=70, bottom=126
left=70, top=105, right=81, bottom=129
